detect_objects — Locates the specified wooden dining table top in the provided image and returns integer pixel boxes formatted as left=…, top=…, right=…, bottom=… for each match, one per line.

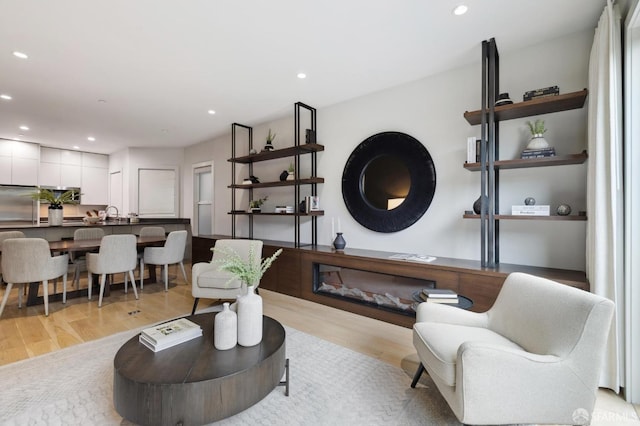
left=47, top=235, right=166, bottom=253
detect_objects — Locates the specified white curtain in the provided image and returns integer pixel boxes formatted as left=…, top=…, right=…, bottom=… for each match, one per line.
left=587, top=1, right=623, bottom=392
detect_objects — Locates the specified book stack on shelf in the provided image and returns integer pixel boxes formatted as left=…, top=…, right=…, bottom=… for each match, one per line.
left=523, top=85, right=560, bottom=101
left=139, top=318, right=203, bottom=352
left=511, top=205, right=551, bottom=216
left=521, top=147, right=556, bottom=159
left=419, top=288, right=459, bottom=304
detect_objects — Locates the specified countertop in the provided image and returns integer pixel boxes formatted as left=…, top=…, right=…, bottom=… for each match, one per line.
left=0, top=218, right=190, bottom=230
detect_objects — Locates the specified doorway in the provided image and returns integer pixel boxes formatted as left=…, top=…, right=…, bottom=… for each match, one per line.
left=193, top=162, right=213, bottom=236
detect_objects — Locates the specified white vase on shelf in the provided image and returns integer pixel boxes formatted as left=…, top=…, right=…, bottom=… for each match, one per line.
left=214, top=302, right=237, bottom=350
left=526, top=134, right=550, bottom=149
left=237, top=285, right=263, bottom=347
left=48, top=207, right=63, bottom=226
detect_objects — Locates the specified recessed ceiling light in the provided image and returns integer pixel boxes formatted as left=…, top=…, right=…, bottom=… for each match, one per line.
left=73, top=145, right=80, bottom=150
left=161, top=129, right=169, bottom=133
left=0, top=94, right=12, bottom=100
left=97, top=99, right=106, bottom=103
left=453, top=4, right=468, bottom=15
left=13, top=51, right=28, bottom=59
left=297, top=73, right=307, bottom=79
left=87, top=136, right=96, bottom=142
left=208, top=110, right=216, bottom=115
left=19, top=125, right=29, bottom=131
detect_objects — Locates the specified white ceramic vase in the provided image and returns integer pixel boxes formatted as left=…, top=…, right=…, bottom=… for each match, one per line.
left=214, top=302, right=237, bottom=350
left=237, top=285, right=263, bottom=346
left=48, top=207, right=63, bottom=226
left=526, top=134, right=550, bottom=149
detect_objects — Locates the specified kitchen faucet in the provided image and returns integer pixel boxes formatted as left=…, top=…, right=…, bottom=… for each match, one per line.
left=105, top=205, right=119, bottom=221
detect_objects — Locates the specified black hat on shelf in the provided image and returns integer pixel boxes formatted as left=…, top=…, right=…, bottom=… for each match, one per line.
left=495, top=92, right=513, bottom=106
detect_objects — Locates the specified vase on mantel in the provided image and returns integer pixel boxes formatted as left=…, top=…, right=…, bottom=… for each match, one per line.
left=333, top=232, right=346, bottom=251
left=214, top=302, right=237, bottom=350
left=237, top=285, right=263, bottom=347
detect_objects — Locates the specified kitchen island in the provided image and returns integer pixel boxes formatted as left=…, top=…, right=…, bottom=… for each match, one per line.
left=0, top=218, right=191, bottom=259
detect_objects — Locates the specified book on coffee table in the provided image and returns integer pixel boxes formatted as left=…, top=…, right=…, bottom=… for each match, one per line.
left=140, top=318, right=203, bottom=352
left=420, top=288, right=459, bottom=304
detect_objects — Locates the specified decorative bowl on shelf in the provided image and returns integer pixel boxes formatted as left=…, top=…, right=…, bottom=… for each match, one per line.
left=83, top=216, right=102, bottom=224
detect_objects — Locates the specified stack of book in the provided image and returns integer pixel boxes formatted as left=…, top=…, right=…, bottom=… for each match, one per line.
left=419, top=288, right=459, bottom=304
left=511, top=205, right=550, bottom=216
left=139, top=318, right=203, bottom=352
left=523, top=85, right=560, bottom=101
left=520, top=147, right=556, bottom=159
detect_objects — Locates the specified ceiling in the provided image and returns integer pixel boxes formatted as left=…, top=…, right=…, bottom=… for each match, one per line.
left=0, top=0, right=608, bottom=155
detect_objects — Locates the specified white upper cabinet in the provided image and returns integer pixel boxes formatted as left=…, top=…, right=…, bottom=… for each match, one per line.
left=0, top=140, right=39, bottom=185
left=39, top=147, right=82, bottom=187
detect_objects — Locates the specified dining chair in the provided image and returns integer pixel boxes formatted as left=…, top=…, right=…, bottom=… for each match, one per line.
left=0, top=231, right=25, bottom=285
left=86, top=234, right=139, bottom=307
left=135, top=226, right=166, bottom=289
left=141, top=230, right=188, bottom=291
left=0, top=238, right=69, bottom=317
left=70, top=228, right=105, bottom=289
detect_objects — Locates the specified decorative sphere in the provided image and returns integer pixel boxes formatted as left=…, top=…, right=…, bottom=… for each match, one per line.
left=557, top=204, right=572, bottom=216
left=524, top=197, right=536, bottom=206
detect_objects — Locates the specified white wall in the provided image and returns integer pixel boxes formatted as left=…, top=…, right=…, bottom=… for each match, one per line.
left=184, top=30, right=592, bottom=270
left=111, top=147, right=184, bottom=217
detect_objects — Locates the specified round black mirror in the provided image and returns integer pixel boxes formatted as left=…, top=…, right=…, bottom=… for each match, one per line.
left=342, top=132, right=436, bottom=233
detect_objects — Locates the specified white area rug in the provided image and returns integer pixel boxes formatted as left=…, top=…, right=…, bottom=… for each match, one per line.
left=0, top=324, right=459, bottom=425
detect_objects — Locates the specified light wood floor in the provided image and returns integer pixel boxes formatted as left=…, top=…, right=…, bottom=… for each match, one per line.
left=0, top=263, right=638, bottom=423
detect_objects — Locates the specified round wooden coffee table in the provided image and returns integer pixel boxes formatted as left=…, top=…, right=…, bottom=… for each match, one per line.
left=113, top=313, right=287, bottom=426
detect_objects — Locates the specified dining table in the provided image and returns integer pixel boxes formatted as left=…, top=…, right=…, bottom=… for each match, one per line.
left=23, top=235, right=166, bottom=306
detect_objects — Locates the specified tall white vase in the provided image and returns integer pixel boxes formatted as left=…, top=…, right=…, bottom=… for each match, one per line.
left=237, top=285, right=263, bottom=347
left=214, top=302, right=237, bottom=350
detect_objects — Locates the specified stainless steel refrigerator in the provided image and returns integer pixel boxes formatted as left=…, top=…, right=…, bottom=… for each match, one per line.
left=0, top=185, right=38, bottom=225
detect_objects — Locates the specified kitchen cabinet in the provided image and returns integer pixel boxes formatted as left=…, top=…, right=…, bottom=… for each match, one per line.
left=81, top=165, right=108, bottom=204
left=0, top=140, right=39, bottom=185
left=39, top=147, right=82, bottom=187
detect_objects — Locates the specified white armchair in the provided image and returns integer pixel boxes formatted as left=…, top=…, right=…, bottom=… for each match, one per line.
left=0, top=238, right=68, bottom=317
left=411, top=272, right=615, bottom=425
left=191, top=239, right=263, bottom=315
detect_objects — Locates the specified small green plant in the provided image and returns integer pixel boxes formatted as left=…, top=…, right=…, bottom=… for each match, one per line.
left=288, top=162, right=295, bottom=173
left=215, top=244, right=283, bottom=287
left=266, top=128, right=276, bottom=143
left=31, top=189, right=79, bottom=208
left=249, top=196, right=268, bottom=209
left=526, top=119, right=547, bottom=136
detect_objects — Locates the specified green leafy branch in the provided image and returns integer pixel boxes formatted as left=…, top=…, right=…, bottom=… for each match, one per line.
left=214, top=244, right=282, bottom=287
left=526, top=119, right=547, bottom=136
left=31, top=189, right=80, bottom=208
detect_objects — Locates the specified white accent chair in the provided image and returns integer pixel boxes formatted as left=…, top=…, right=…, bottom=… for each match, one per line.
left=0, top=231, right=25, bottom=284
left=86, top=234, right=139, bottom=307
left=141, top=230, right=188, bottom=291
left=70, top=228, right=105, bottom=289
left=136, top=226, right=165, bottom=289
left=0, top=238, right=69, bottom=317
left=191, top=239, right=263, bottom=315
left=411, top=272, right=615, bottom=426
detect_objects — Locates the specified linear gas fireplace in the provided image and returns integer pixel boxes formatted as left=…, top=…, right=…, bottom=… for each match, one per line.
left=312, top=263, right=436, bottom=316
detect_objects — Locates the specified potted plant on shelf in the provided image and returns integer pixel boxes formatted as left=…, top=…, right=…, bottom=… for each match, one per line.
left=31, top=188, right=80, bottom=226
left=286, top=162, right=295, bottom=181
left=248, top=196, right=268, bottom=213
left=525, top=119, right=550, bottom=149
left=263, top=129, right=276, bottom=152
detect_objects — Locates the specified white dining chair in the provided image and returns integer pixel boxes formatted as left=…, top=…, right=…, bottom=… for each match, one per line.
left=86, top=234, right=139, bottom=307
left=0, top=238, right=69, bottom=317
left=70, top=228, right=105, bottom=289
left=0, top=231, right=25, bottom=285
left=141, top=230, right=188, bottom=291
left=135, top=226, right=166, bottom=289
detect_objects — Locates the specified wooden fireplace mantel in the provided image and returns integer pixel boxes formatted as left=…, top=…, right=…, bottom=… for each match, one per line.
left=192, top=236, right=588, bottom=328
